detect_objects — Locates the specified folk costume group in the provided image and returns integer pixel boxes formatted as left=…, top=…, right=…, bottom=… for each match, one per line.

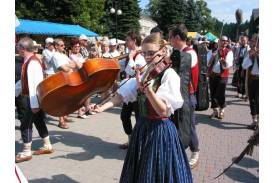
left=15, top=21, right=259, bottom=182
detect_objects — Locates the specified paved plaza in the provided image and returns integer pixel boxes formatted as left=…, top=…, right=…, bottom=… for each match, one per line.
left=16, top=74, right=259, bottom=183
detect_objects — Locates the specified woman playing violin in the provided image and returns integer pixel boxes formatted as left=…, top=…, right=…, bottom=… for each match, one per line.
left=93, top=34, right=193, bottom=183
left=118, top=30, right=146, bottom=149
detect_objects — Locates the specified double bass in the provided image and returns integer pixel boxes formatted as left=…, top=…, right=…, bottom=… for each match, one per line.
left=37, top=58, right=120, bottom=117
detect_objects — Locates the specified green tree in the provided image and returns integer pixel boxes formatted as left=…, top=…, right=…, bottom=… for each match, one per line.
left=185, top=0, right=201, bottom=32
left=149, top=0, right=187, bottom=37
left=16, top=0, right=49, bottom=20
left=118, top=0, right=141, bottom=39
left=195, top=0, right=214, bottom=33
left=103, top=0, right=141, bottom=39
left=147, top=0, right=161, bottom=21
left=210, top=18, right=223, bottom=38
left=15, top=0, right=106, bottom=35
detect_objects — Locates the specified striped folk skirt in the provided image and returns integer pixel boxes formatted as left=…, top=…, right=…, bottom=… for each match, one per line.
left=120, top=117, right=193, bottom=183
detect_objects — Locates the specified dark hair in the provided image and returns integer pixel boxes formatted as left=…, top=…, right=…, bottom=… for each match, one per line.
left=150, top=26, right=163, bottom=34
left=168, top=24, right=188, bottom=41
left=71, top=40, right=80, bottom=47
left=126, top=30, right=142, bottom=46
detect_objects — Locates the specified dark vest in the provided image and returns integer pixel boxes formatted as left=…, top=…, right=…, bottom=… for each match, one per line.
left=137, top=72, right=166, bottom=120
left=171, top=50, right=192, bottom=147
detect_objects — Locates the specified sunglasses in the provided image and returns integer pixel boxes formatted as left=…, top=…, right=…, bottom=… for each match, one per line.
left=141, top=50, right=159, bottom=57
left=59, top=44, right=65, bottom=47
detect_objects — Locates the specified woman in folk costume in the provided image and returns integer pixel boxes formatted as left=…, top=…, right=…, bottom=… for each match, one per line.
left=93, top=34, right=193, bottom=183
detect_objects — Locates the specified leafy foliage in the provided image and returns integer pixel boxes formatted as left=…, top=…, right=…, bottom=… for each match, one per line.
left=16, top=0, right=106, bottom=35
left=185, top=0, right=201, bottom=32
left=195, top=0, right=214, bottom=33
left=102, top=0, right=141, bottom=39
left=147, top=0, right=188, bottom=37
left=16, top=0, right=257, bottom=40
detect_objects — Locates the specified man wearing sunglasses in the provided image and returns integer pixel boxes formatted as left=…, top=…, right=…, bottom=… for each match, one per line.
left=42, top=37, right=55, bottom=77
left=207, top=36, right=233, bottom=119
left=52, top=38, right=77, bottom=129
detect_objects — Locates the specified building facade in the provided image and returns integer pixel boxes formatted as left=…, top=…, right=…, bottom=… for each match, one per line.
left=139, top=14, right=157, bottom=36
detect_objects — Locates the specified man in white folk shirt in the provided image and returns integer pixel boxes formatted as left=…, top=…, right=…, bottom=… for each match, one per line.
left=15, top=37, right=53, bottom=163
left=207, top=35, right=233, bottom=119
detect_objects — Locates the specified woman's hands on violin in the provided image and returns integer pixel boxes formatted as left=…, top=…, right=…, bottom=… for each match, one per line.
left=135, top=64, right=168, bottom=117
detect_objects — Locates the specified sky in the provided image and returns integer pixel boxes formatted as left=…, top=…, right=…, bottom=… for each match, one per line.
left=139, top=0, right=259, bottom=23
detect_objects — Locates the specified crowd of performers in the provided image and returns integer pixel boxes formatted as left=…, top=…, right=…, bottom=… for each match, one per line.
left=15, top=23, right=259, bottom=182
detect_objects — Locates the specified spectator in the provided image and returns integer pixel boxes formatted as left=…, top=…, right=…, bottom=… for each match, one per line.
left=79, top=34, right=90, bottom=59
left=52, top=38, right=76, bottom=129
left=42, top=37, right=55, bottom=77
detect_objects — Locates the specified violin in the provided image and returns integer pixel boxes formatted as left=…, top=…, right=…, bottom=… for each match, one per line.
left=139, top=48, right=172, bottom=91
left=93, top=50, right=170, bottom=107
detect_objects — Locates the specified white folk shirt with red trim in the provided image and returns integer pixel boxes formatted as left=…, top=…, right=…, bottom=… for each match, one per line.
left=212, top=50, right=233, bottom=73
left=125, top=53, right=146, bottom=77
left=25, top=55, right=44, bottom=108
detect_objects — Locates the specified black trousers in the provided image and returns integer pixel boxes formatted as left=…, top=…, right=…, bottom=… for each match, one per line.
left=15, top=95, right=49, bottom=143
left=189, top=94, right=199, bottom=152
left=248, top=77, right=259, bottom=116
left=120, top=101, right=139, bottom=135
left=237, top=65, right=246, bottom=95
left=209, top=75, right=228, bottom=109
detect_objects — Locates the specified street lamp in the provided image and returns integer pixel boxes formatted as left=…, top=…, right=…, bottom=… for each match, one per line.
left=110, top=0, right=122, bottom=43
left=201, top=15, right=207, bottom=34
